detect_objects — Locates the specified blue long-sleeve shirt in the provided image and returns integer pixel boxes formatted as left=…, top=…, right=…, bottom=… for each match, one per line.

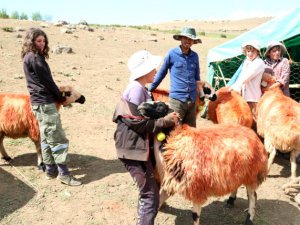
left=149, top=46, right=200, bottom=102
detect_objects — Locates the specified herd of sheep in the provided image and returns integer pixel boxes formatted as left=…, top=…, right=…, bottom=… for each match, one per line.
left=0, top=79, right=299, bottom=224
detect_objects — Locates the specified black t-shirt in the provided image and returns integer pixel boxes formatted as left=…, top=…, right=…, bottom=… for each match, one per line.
left=23, top=52, right=65, bottom=104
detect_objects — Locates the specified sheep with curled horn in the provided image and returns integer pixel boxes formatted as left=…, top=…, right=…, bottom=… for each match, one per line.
left=0, top=86, right=85, bottom=170
left=138, top=100, right=268, bottom=225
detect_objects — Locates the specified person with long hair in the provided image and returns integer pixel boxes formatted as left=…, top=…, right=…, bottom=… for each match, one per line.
left=22, top=28, right=82, bottom=186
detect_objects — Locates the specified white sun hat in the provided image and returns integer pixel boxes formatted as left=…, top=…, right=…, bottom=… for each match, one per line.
left=128, top=50, right=162, bottom=81
left=264, top=41, right=287, bottom=57
left=241, top=40, right=261, bottom=55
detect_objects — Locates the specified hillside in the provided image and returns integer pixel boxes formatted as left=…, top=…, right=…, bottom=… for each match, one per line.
left=0, top=17, right=299, bottom=225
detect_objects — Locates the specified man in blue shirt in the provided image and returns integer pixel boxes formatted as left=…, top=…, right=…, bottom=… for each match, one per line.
left=149, top=27, right=201, bottom=127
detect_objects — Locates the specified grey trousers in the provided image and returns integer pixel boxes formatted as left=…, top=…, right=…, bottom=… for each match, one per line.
left=31, top=103, right=69, bottom=165
left=169, top=97, right=196, bottom=127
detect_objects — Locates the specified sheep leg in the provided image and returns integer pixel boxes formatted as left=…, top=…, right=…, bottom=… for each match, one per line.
left=33, top=140, right=45, bottom=171
left=226, top=189, right=237, bottom=208
left=159, top=189, right=170, bottom=208
left=295, top=193, right=300, bottom=204
left=0, top=133, right=12, bottom=161
left=192, top=203, right=202, bottom=225
left=245, top=187, right=256, bottom=225
left=267, top=146, right=276, bottom=173
left=290, top=150, right=297, bottom=179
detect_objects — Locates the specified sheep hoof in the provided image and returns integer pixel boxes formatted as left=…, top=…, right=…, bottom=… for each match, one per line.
left=244, top=213, right=253, bottom=225
left=225, top=196, right=236, bottom=208
left=38, top=162, right=46, bottom=172
left=2, top=156, right=12, bottom=162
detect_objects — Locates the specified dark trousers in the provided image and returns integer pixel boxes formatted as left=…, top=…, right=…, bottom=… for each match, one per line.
left=120, top=158, right=159, bottom=225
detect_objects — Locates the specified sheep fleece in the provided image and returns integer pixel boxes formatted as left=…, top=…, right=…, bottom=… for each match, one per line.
left=0, top=93, right=39, bottom=140
left=162, top=124, right=268, bottom=205
left=257, top=88, right=300, bottom=152
left=207, top=87, right=253, bottom=127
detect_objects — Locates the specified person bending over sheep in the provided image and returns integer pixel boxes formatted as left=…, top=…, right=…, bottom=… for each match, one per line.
left=113, top=50, right=178, bottom=225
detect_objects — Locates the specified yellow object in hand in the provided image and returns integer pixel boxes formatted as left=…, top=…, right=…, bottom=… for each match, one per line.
left=157, top=132, right=166, bottom=142
left=198, top=105, right=203, bottom=112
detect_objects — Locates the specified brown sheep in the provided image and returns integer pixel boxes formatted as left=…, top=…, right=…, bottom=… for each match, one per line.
left=155, top=124, right=268, bottom=225
left=207, top=86, right=253, bottom=128
left=257, top=86, right=300, bottom=179
left=207, top=70, right=275, bottom=129
left=0, top=86, right=85, bottom=169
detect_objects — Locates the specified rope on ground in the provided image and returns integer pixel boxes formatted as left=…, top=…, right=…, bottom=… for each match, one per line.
left=8, top=161, right=42, bottom=194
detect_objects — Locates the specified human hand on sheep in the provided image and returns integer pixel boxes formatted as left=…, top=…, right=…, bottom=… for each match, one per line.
left=227, top=86, right=241, bottom=95
left=163, top=112, right=180, bottom=126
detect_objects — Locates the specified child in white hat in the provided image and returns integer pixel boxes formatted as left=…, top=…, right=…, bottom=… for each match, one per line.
left=229, top=40, right=265, bottom=125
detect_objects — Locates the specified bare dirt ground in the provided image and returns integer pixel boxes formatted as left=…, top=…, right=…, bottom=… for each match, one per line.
left=0, top=18, right=299, bottom=225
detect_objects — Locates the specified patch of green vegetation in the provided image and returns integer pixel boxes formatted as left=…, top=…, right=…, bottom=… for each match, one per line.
left=59, top=189, right=72, bottom=201
left=204, top=32, right=237, bottom=39
left=2, top=27, right=14, bottom=32
left=7, top=138, right=28, bottom=146
left=31, top=12, right=42, bottom=21
left=0, top=9, right=9, bottom=19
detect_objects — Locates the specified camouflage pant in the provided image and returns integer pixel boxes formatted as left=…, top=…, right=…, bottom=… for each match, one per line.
left=31, top=103, right=69, bottom=165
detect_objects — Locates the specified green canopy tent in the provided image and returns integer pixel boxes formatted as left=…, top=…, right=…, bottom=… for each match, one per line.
left=206, top=6, right=300, bottom=102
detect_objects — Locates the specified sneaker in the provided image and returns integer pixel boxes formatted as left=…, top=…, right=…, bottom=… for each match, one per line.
left=46, top=172, right=58, bottom=180
left=57, top=175, right=82, bottom=186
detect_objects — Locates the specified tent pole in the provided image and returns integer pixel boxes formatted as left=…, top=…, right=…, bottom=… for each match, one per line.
left=282, top=40, right=293, bottom=63
left=217, top=64, right=227, bottom=86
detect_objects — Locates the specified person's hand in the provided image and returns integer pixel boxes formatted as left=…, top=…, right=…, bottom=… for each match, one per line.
left=227, top=86, right=233, bottom=92
left=163, top=112, right=179, bottom=127
left=228, top=87, right=241, bottom=95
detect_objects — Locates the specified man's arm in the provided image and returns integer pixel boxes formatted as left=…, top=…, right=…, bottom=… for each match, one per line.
left=149, top=53, right=170, bottom=91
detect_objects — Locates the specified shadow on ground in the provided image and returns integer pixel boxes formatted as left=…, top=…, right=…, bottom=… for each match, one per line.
left=160, top=198, right=300, bottom=225
left=0, top=152, right=126, bottom=184
left=0, top=167, right=36, bottom=221
left=268, top=155, right=300, bottom=178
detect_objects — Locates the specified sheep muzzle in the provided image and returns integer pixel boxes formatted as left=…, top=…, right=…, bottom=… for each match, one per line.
left=75, top=95, right=86, bottom=104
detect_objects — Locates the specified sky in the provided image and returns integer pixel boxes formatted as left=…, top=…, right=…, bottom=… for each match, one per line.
left=1, top=0, right=300, bottom=25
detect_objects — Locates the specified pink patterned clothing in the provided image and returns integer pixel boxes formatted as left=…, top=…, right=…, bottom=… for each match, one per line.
left=264, top=57, right=290, bottom=96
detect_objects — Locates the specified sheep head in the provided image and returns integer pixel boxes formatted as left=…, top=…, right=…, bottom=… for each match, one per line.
left=197, top=81, right=217, bottom=102
left=137, top=101, right=172, bottom=119
left=261, top=69, right=276, bottom=93
left=59, top=86, right=86, bottom=106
